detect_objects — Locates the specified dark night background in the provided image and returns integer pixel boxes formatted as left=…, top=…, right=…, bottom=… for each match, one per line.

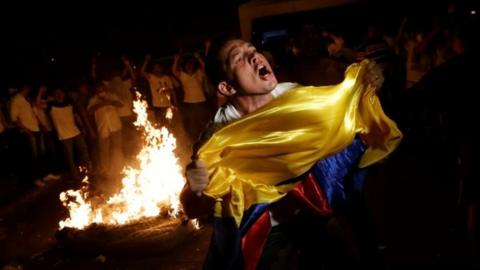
left=0, top=0, right=240, bottom=89
left=1, top=0, right=475, bottom=90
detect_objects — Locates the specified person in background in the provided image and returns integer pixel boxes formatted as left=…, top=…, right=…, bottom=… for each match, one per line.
left=10, top=84, right=59, bottom=187
left=322, top=31, right=356, bottom=64
left=140, top=54, right=178, bottom=126
left=48, top=88, right=91, bottom=180
left=172, top=50, right=209, bottom=143
left=75, top=82, right=99, bottom=172
left=87, top=81, right=124, bottom=181
left=106, top=56, right=137, bottom=159
left=33, top=84, right=61, bottom=179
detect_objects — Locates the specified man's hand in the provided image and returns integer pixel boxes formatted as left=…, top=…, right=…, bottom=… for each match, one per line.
left=186, top=160, right=209, bottom=197
left=364, top=61, right=384, bottom=90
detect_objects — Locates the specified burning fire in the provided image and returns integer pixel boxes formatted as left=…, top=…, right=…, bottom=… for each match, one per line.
left=59, top=92, right=188, bottom=230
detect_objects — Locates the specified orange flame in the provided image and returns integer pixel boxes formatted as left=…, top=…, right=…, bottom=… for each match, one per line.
left=59, top=92, right=186, bottom=229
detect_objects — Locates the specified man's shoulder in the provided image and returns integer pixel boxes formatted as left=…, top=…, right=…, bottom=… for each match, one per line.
left=179, top=71, right=189, bottom=79
left=213, top=103, right=241, bottom=126
left=10, top=94, right=28, bottom=109
left=11, top=94, right=23, bottom=103
left=271, top=82, right=299, bottom=98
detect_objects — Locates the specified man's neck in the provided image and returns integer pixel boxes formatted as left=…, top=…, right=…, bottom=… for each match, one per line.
left=232, top=93, right=274, bottom=116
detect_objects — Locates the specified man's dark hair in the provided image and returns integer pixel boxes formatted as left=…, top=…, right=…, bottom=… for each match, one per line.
left=205, top=35, right=240, bottom=87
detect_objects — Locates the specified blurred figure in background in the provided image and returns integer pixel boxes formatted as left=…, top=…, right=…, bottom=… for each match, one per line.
left=87, top=81, right=124, bottom=181
left=141, top=54, right=178, bottom=126
left=172, top=51, right=209, bottom=143
left=48, top=87, right=91, bottom=181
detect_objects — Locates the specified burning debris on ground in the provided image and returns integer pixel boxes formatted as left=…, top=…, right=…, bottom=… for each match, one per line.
left=56, top=92, right=198, bottom=255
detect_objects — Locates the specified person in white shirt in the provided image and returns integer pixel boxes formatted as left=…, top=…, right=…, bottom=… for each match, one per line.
left=141, top=55, right=178, bottom=126
left=106, top=71, right=133, bottom=119
left=75, top=82, right=99, bottom=169
left=105, top=56, right=137, bottom=159
left=172, top=51, right=210, bottom=142
left=10, top=85, right=40, bottom=142
left=9, top=84, right=44, bottom=186
left=33, top=84, right=60, bottom=179
left=48, top=88, right=91, bottom=180
left=87, top=82, right=124, bottom=179
left=33, top=85, right=53, bottom=133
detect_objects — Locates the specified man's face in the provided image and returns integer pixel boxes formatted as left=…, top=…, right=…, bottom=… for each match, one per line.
left=153, top=64, right=164, bottom=76
left=185, top=61, right=196, bottom=74
left=220, top=40, right=277, bottom=96
left=54, top=89, right=65, bottom=102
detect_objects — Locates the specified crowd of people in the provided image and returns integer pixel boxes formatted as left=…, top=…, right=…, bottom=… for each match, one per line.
left=0, top=42, right=218, bottom=191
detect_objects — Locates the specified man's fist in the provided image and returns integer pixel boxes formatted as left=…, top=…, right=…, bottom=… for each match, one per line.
left=186, top=160, right=209, bottom=197
left=364, top=60, right=384, bottom=90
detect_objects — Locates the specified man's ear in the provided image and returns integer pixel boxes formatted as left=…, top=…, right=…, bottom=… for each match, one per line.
left=218, top=81, right=236, bottom=97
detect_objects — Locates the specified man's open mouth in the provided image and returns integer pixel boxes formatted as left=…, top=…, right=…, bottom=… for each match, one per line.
left=258, top=65, right=271, bottom=78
